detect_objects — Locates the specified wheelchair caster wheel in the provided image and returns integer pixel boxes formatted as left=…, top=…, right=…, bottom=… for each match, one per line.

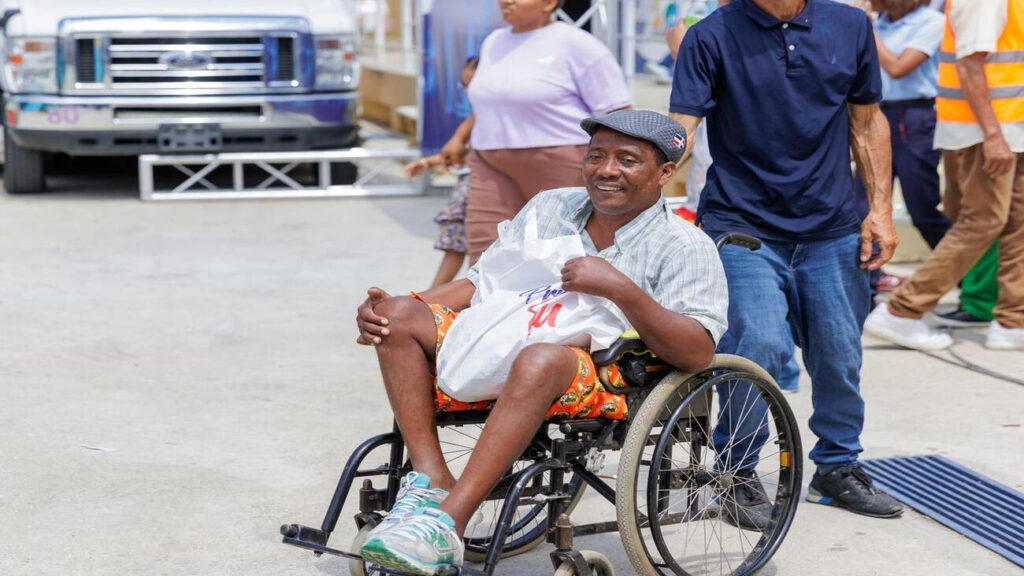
left=553, top=550, right=615, bottom=576
left=349, top=522, right=385, bottom=576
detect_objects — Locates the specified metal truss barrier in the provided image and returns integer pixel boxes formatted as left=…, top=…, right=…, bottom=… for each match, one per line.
left=138, top=147, right=425, bottom=201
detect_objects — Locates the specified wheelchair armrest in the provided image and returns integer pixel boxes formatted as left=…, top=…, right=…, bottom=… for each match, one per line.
left=592, top=337, right=648, bottom=366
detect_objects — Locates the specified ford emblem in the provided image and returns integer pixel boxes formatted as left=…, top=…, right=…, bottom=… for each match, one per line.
left=159, top=51, right=214, bottom=70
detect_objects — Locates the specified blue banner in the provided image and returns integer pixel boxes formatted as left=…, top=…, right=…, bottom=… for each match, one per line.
left=420, top=0, right=505, bottom=155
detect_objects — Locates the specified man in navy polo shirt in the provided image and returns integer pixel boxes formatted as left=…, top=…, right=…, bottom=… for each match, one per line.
left=671, top=0, right=904, bottom=526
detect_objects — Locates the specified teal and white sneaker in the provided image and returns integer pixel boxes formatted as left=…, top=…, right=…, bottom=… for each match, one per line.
left=376, top=472, right=448, bottom=529
left=360, top=507, right=465, bottom=576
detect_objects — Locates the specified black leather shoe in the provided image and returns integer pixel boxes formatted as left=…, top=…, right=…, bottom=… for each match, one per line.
left=807, top=463, right=904, bottom=518
left=933, top=307, right=988, bottom=328
left=721, top=468, right=773, bottom=531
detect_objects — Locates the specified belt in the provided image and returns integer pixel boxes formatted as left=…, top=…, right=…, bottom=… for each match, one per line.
left=881, top=98, right=936, bottom=109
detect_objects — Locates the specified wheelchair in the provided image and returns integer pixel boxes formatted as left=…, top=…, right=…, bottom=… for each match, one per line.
left=281, top=234, right=804, bottom=576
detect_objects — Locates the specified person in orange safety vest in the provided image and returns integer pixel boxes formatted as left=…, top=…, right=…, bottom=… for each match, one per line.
left=866, top=0, right=1024, bottom=351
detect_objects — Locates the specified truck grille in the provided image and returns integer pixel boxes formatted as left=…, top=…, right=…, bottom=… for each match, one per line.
left=75, top=38, right=99, bottom=83
left=107, top=36, right=265, bottom=89
left=275, top=37, right=295, bottom=82
left=67, top=34, right=305, bottom=94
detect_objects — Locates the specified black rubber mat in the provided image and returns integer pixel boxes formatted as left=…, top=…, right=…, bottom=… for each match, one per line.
left=861, top=455, right=1024, bottom=567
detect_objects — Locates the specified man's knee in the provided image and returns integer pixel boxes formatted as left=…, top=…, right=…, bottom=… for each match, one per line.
left=506, top=344, right=576, bottom=398
left=374, top=295, right=424, bottom=323
left=373, top=296, right=435, bottom=341
left=720, top=326, right=793, bottom=376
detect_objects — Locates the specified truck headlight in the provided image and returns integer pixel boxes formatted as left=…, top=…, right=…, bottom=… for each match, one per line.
left=4, top=38, right=58, bottom=94
left=314, top=35, right=359, bottom=91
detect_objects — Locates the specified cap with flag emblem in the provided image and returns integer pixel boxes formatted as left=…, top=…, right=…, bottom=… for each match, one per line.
left=580, top=109, right=688, bottom=163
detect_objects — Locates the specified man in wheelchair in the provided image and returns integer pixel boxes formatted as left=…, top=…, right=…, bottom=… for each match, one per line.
left=353, top=110, right=729, bottom=575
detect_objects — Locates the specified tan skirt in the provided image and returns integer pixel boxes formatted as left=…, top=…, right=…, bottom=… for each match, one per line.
left=466, top=144, right=588, bottom=261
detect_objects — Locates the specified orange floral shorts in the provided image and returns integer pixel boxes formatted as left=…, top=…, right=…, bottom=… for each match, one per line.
left=415, top=294, right=628, bottom=420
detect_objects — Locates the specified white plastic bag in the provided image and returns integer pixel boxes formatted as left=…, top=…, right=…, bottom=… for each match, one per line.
left=436, top=209, right=628, bottom=402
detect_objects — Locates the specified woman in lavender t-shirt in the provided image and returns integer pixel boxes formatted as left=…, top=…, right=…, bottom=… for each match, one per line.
left=440, top=0, right=632, bottom=261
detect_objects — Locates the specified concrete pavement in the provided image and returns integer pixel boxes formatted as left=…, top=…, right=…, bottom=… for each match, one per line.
left=1, top=166, right=1022, bottom=576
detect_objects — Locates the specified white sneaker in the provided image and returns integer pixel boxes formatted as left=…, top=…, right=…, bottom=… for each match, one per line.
left=643, top=61, right=673, bottom=84
left=864, top=303, right=953, bottom=351
left=985, top=321, right=1024, bottom=350
left=361, top=507, right=464, bottom=576
left=368, top=472, right=448, bottom=537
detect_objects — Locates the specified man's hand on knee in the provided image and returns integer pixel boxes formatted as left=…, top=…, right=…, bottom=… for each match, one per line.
left=356, top=287, right=393, bottom=345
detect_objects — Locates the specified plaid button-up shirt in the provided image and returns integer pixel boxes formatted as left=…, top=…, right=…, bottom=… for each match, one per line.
left=467, top=188, right=729, bottom=344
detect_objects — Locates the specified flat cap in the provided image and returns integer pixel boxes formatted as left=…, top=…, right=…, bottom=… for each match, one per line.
left=580, top=109, right=687, bottom=163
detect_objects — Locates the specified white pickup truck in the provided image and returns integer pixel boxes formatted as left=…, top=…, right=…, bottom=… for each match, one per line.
left=0, top=0, right=361, bottom=193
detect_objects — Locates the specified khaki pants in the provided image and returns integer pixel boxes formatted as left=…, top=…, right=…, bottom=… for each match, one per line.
left=466, top=144, right=587, bottom=260
left=889, top=144, right=1024, bottom=328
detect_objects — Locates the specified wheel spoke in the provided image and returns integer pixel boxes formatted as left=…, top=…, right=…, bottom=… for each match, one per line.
left=443, top=424, right=584, bottom=561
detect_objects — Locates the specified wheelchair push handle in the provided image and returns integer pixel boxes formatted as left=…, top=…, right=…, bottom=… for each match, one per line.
left=715, top=232, right=762, bottom=253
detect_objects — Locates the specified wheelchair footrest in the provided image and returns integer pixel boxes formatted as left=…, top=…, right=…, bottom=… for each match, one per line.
left=280, top=523, right=357, bottom=559
left=367, top=565, right=485, bottom=576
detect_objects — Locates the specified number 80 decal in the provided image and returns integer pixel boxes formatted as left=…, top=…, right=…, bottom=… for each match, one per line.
left=46, top=106, right=80, bottom=125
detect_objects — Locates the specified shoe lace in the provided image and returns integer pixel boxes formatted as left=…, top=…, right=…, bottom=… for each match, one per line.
left=841, top=464, right=879, bottom=495
left=392, top=484, right=442, bottom=517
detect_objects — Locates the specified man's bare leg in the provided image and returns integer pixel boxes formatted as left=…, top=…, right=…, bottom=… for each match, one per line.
left=438, top=343, right=578, bottom=535
left=373, top=296, right=457, bottom=490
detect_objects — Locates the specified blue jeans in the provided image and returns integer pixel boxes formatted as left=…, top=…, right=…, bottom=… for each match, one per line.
left=711, top=232, right=869, bottom=471
left=778, top=347, right=800, bottom=391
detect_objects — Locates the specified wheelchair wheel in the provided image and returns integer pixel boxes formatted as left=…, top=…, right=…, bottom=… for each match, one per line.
left=553, top=550, right=616, bottom=576
left=438, top=422, right=587, bottom=562
left=616, top=355, right=802, bottom=576
left=349, top=520, right=385, bottom=576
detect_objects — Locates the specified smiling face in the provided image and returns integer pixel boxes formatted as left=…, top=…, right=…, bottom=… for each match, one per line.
left=499, top=0, right=559, bottom=31
left=582, top=127, right=676, bottom=219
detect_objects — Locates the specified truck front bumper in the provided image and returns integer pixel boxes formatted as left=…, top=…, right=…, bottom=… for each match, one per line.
left=4, top=92, right=359, bottom=155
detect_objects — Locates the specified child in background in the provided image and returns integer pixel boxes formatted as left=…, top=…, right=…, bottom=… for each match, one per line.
left=404, top=159, right=471, bottom=288
left=403, top=57, right=478, bottom=288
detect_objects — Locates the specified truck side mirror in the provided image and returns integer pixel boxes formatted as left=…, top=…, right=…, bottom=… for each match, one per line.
left=1, top=8, right=21, bottom=33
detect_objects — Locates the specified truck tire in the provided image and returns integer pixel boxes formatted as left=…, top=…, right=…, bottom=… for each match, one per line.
left=3, top=127, right=46, bottom=194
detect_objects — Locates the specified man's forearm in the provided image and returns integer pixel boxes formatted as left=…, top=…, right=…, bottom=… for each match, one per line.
left=418, top=278, right=476, bottom=312
left=611, top=282, right=715, bottom=373
left=874, top=35, right=901, bottom=77
left=875, top=35, right=927, bottom=79
left=957, top=55, right=1003, bottom=139
left=850, top=105, right=893, bottom=212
